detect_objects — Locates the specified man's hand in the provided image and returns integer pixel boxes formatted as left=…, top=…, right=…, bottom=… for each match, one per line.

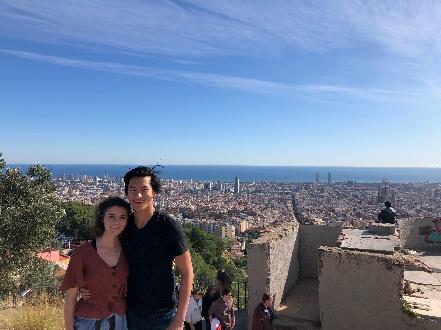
left=78, top=287, right=91, bottom=300
left=166, top=318, right=184, bottom=330
left=190, top=324, right=195, bottom=330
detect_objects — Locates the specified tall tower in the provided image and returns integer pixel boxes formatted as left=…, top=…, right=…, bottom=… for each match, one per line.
left=315, top=172, right=320, bottom=183
left=234, top=176, right=240, bottom=194
left=328, top=172, right=332, bottom=184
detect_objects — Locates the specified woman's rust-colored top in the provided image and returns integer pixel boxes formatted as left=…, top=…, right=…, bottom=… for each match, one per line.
left=60, top=242, right=128, bottom=319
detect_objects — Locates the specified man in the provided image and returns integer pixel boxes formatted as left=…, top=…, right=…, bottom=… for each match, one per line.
left=252, top=293, right=275, bottom=330
left=209, top=289, right=235, bottom=330
left=121, top=166, right=193, bottom=329
left=184, top=290, right=203, bottom=330
left=377, top=201, right=396, bottom=224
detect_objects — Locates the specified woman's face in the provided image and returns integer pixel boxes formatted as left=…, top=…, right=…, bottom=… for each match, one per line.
left=103, top=206, right=128, bottom=236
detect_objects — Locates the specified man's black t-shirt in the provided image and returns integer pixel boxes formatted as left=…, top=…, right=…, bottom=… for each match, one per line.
left=121, top=211, right=188, bottom=313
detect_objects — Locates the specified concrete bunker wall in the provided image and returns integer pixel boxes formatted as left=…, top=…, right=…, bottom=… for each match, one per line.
left=319, top=246, right=406, bottom=329
left=246, top=222, right=300, bottom=328
left=400, top=217, right=441, bottom=250
left=299, top=224, right=342, bottom=278
left=318, top=246, right=439, bottom=330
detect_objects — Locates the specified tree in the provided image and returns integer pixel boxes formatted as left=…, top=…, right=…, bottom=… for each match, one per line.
left=57, top=202, right=95, bottom=241
left=182, top=224, right=246, bottom=287
left=0, top=153, right=63, bottom=298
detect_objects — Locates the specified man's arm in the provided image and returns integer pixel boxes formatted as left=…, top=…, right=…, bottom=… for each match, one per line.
left=252, top=307, right=263, bottom=330
left=167, top=250, right=193, bottom=330
left=64, top=287, right=78, bottom=330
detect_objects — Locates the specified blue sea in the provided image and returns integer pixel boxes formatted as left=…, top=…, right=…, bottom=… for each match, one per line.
left=9, top=164, right=441, bottom=183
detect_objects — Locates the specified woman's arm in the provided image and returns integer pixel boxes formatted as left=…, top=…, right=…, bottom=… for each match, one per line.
left=64, top=287, right=79, bottom=330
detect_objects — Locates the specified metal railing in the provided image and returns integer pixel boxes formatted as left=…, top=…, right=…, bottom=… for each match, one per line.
left=233, top=281, right=248, bottom=310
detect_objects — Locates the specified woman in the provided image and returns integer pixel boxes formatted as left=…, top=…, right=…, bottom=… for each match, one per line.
left=60, top=197, right=131, bottom=330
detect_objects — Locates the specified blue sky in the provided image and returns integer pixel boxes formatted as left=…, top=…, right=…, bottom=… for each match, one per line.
left=0, top=0, right=440, bottom=166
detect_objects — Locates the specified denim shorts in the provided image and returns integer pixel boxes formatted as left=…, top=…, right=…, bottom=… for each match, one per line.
left=74, top=313, right=128, bottom=330
left=127, top=308, right=176, bottom=330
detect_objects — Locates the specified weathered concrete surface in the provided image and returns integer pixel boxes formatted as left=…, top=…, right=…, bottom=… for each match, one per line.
left=274, top=278, right=320, bottom=325
left=403, top=252, right=441, bottom=322
left=368, top=222, right=396, bottom=235
left=299, top=224, right=341, bottom=278
left=400, top=217, right=441, bottom=250
left=337, top=228, right=400, bottom=254
left=319, top=246, right=441, bottom=329
left=247, top=222, right=300, bottom=329
left=418, top=250, right=441, bottom=273
left=273, top=317, right=319, bottom=330
left=319, top=246, right=404, bottom=330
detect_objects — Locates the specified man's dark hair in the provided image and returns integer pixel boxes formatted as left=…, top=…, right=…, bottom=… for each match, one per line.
left=123, top=166, right=161, bottom=195
left=262, top=292, right=271, bottom=302
left=94, top=196, right=131, bottom=238
left=385, top=201, right=392, bottom=207
left=221, top=288, right=231, bottom=297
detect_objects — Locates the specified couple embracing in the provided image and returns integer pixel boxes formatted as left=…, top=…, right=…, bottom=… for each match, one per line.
left=60, top=166, right=194, bottom=330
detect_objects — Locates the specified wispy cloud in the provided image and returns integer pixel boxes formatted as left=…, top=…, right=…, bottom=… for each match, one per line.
left=1, top=1, right=441, bottom=59
left=1, top=1, right=440, bottom=105
left=0, top=48, right=426, bottom=103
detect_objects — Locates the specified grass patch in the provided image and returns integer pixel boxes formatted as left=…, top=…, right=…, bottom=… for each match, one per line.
left=0, top=295, right=63, bottom=330
left=402, top=301, right=420, bottom=319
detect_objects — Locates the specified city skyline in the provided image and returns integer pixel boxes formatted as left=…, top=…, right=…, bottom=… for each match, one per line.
left=1, top=1, right=440, bottom=167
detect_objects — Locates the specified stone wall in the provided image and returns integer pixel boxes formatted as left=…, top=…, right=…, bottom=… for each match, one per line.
left=318, top=246, right=439, bottom=330
left=299, top=224, right=342, bottom=278
left=400, top=217, right=441, bottom=250
left=246, top=222, right=300, bottom=329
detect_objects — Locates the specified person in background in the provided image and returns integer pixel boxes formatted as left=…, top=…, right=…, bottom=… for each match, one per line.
left=184, top=290, right=203, bottom=330
left=252, top=292, right=275, bottom=330
left=202, top=285, right=218, bottom=330
left=61, top=197, right=131, bottom=330
left=216, top=269, right=232, bottom=294
left=377, top=201, right=396, bottom=224
left=209, top=288, right=235, bottom=330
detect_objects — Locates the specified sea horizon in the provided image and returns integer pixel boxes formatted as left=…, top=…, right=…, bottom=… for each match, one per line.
left=8, top=164, right=441, bottom=183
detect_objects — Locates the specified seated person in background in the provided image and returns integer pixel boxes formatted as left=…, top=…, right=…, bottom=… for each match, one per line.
left=60, top=197, right=131, bottom=330
left=184, top=290, right=203, bottom=330
left=209, top=288, right=235, bottom=330
left=376, top=201, right=396, bottom=224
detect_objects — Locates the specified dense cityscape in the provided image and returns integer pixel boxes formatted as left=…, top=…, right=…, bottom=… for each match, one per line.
left=54, top=173, right=441, bottom=236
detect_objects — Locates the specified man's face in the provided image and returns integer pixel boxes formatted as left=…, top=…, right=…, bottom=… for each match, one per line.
left=263, top=297, right=273, bottom=308
left=127, top=176, right=156, bottom=211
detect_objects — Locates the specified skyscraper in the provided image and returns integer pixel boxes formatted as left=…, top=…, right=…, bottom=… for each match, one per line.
left=328, top=172, right=332, bottom=184
left=315, top=172, right=320, bottom=183
left=234, top=176, right=240, bottom=194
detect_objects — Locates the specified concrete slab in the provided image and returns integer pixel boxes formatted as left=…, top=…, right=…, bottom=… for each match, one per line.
left=338, top=229, right=400, bottom=254
left=418, top=253, right=441, bottom=273
left=368, top=223, right=396, bottom=235
left=405, top=271, right=441, bottom=286
left=403, top=295, right=441, bottom=319
left=404, top=268, right=441, bottom=320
